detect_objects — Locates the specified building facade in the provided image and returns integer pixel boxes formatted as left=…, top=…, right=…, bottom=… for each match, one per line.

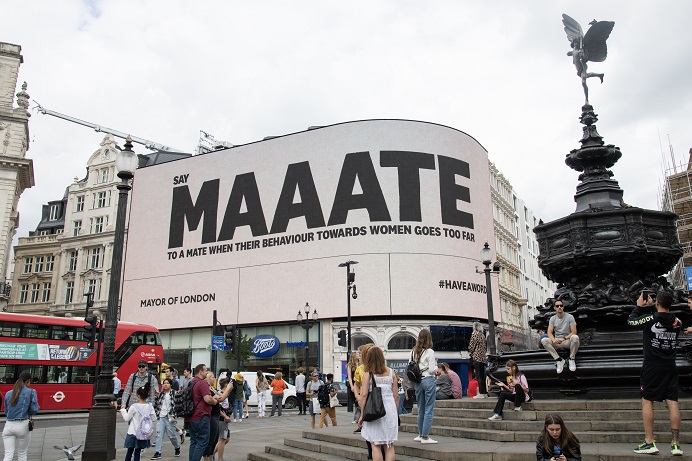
left=0, top=42, right=35, bottom=309
left=661, top=148, right=692, bottom=290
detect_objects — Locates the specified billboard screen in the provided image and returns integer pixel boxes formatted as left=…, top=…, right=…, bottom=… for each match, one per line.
left=121, top=120, right=499, bottom=328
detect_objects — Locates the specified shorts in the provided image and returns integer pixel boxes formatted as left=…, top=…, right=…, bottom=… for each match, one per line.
left=640, top=366, right=678, bottom=402
left=217, top=420, right=230, bottom=439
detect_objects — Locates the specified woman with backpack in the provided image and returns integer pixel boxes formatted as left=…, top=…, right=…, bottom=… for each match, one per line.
left=150, top=378, right=181, bottom=459
left=2, top=371, right=39, bottom=461
left=412, top=328, right=437, bottom=444
left=231, top=373, right=246, bottom=422
left=120, top=381, right=157, bottom=461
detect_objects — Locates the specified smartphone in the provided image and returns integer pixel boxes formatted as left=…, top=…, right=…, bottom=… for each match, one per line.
left=641, top=290, right=653, bottom=302
left=553, top=445, right=561, bottom=456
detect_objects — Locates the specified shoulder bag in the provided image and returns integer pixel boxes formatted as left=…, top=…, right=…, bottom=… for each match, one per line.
left=406, top=350, right=422, bottom=383
left=362, top=373, right=386, bottom=422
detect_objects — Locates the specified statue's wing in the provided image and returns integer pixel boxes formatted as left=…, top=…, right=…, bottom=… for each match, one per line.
left=562, top=14, right=583, bottom=42
left=583, top=21, right=615, bottom=62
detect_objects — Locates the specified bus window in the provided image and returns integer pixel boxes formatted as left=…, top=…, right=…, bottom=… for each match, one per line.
left=71, top=366, right=94, bottom=384
left=46, top=366, right=66, bottom=383
left=24, top=324, right=49, bottom=339
left=51, top=326, right=74, bottom=340
left=19, top=365, right=46, bottom=384
left=0, top=365, right=16, bottom=384
left=145, top=333, right=157, bottom=345
left=131, top=333, right=144, bottom=345
left=0, top=321, right=20, bottom=337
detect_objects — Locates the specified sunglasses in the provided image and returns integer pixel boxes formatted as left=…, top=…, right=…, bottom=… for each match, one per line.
left=554, top=305, right=564, bottom=308
left=138, top=365, right=147, bottom=368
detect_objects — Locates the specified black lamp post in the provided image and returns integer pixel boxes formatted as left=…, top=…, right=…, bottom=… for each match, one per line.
left=296, top=302, right=318, bottom=372
left=82, top=136, right=139, bottom=461
left=338, top=260, right=357, bottom=411
left=480, top=242, right=500, bottom=356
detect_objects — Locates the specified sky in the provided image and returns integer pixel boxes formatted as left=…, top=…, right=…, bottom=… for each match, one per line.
left=3, top=0, right=692, bottom=246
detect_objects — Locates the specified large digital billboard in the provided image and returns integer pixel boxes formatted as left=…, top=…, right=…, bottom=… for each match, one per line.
left=121, top=120, right=499, bottom=328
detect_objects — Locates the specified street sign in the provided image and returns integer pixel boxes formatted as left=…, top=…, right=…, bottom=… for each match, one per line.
left=212, top=335, right=229, bottom=351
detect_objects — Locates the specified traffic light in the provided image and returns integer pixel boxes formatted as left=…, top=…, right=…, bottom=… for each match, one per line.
left=83, top=315, right=98, bottom=349
left=338, top=330, right=347, bottom=347
left=224, top=325, right=236, bottom=350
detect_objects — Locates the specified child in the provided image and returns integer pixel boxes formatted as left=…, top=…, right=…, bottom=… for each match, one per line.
left=120, top=381, right=157, bottom=461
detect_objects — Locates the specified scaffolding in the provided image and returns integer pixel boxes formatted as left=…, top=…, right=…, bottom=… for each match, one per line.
left=660, top=147, right=692, bottom=289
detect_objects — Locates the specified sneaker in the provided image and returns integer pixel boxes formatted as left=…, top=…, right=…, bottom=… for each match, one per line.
left=175, top=447, right=181, bottom=458
left=179, top=430, right=185, bottom=444
left=568, top=358, right=576, bottom=372
left=354, top=427, right=362, bottom=433
left=421, top=438, right=438, bottom=444
left=671, top=443, right=683, bottom=456
left=555, top=359, right=565, bottom=374
left=414, top=436, right=422, bottom=442
left=472, top=394, right=487, bottom=399
left=151, top=453, right=162, bottom=460
left=634, top=440, right=659, bottom=454
left=488, top=414, right=502, bottom=421
left=233, top=419, right=237, bottom=422
left=514, top=406, right=522, bottom=411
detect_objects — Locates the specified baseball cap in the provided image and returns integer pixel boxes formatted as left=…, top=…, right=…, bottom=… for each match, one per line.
left=138, top=360, right=147, bottom=366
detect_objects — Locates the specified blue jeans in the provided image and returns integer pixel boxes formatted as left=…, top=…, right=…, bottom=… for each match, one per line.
left=415, top=376, right=436, bottom=437
left=155, top=416, right=180, bottom=453
left=232, top=398, right=243, bottom=420
left=398, top=392, right=407, bottom=414
left=187, top=416, right=209, bottom=461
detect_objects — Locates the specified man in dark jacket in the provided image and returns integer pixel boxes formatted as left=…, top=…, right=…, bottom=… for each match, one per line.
left=628, top=291, right=683, bottom=456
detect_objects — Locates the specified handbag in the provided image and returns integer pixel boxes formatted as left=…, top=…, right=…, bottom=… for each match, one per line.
left=329, top=393, right=339, bottom=408
left=405, top=350, right=422, bottom=383
left=362, top=373, right=386, bottom=422
left=28, top=417, right=34, bottom=431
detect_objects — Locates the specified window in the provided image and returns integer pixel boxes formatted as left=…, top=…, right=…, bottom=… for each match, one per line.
left=65, top=281, right=74, bottom=304
left=49, top=204, right=60, bottom=221
left=0, top=322, right=21, bottom=337
left=30, top=283, right=40, bottom=303
left=76, top=195, right=85, bottom=212
left=73, top=220, right=82, bottom=237
left=46, top=255, right=54, bottom=272
left=23, top=257, right=33, bottom=274
left=24, top=323, right=49, bottom=339
left=38, top=230, right=48, bottom=236
left=90, top=247, right=102, bottom=269
left=85, top=279, right=101, bottom=299
left=94, top=191, right=109, bottom=208
left=19, top=284, right=29, bottom=304
left=91, top=216, right=105, bottom=234
left=352, top=335, right=374, bottom=351
left=42, top=283, right=51, bottom=302
left=101, top=168, right=109, bottom=184
left=35, top=256, right=44, bottom=272
left=387, top=333, right=416, bottom=350
left=68, top=251, right=78, bottom=272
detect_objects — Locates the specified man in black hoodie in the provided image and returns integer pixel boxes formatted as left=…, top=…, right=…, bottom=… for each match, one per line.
left=628, top=291, right=683, bottom=456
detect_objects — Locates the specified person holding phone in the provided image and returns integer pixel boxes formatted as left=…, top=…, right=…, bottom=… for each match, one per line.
left=488, top=360, right=529, bottom=421
left=540, top=301, right=580, bottom=374
left=536, top=414, right=581, bottom=461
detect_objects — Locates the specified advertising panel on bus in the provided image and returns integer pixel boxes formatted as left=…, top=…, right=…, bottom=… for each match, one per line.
left=121, top=119, right=499, bottom=329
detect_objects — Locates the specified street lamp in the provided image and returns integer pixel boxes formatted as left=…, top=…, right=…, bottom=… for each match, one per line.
left=338, top=260, right=357, bottom=411
left=83, top=136, right=139, bottom=461
left=479, top=242, right=500, bottom=356
left=296, top=302, right=318, bottom=372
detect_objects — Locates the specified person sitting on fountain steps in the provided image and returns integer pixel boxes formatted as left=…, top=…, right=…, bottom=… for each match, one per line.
left=541, top=301, right=580, bottom=374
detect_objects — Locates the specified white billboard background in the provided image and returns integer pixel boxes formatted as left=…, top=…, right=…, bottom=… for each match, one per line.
left=121, top=120, right=500, bottom=328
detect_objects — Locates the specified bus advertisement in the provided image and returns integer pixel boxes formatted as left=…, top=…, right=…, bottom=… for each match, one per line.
left=0, top=313, right=163, bottom=411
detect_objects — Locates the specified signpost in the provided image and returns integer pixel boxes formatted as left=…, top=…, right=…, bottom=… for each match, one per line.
left=212, top=335, right=229, bottom=351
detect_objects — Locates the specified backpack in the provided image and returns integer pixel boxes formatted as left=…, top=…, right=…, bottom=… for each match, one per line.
left=243, top=381, right=251, bottom=398
left=124, top=372, right=154, bottom=408
left=134, top=404, right=155, bottom=440
left=175, top=378, right=200, bottom=418
left=406, top=350, right=422, bottom=383
left=317, top=384, right=331, bottom=406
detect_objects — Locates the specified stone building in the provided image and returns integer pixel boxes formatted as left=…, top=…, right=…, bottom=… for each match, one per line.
left=0, top=42, right=35, bottom=309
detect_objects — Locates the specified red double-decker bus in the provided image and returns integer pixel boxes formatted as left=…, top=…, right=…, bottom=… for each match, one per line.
left=0, top=312, right=163, bottom=411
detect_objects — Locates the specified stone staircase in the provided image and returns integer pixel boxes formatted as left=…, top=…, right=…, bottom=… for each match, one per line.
left=247, top=398, right=692, bottom=460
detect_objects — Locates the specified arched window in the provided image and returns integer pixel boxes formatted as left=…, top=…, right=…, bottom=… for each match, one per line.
left=387, top=333, right=416, bottom=350
left=352, top=335, right=374, bottom=350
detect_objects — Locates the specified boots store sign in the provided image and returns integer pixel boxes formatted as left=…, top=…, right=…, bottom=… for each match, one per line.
left=121, top=120, right=498, bottom=328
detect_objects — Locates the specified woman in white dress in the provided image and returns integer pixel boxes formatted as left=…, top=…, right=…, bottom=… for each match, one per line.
left=359, top=346, right=398, bottom=461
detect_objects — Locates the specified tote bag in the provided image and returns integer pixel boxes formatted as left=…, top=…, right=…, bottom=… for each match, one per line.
left=362, top=373, right=386, bottom=422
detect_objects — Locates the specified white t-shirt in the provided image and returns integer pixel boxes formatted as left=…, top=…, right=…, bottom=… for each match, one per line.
left=120, top=403, right=156, bottom=436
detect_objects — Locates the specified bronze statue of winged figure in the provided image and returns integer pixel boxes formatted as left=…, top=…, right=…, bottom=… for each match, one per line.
left=562, top=14, right=615, bottom=105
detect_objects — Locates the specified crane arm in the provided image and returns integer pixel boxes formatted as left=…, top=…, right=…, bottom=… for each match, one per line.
left=33, top=102, right=184, bottom=152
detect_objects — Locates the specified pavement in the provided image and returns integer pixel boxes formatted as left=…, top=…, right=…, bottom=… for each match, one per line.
left=1, top=406, right=686, bottom=461
left=0, top=407, right=356, bottom=461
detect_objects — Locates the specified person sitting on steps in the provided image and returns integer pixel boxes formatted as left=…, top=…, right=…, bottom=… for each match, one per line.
left=541, top=301, right=580, bottom=374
